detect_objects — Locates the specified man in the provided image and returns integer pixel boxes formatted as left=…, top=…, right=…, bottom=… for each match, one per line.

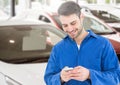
left=44, top=1, right=120, bottom=85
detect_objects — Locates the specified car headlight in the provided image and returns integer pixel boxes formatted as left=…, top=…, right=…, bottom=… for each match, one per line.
left=0, top=72, right=22, bottom=85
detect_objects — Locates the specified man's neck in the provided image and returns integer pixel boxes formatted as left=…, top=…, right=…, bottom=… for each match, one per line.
left=75, top=31, right=88, bottom=45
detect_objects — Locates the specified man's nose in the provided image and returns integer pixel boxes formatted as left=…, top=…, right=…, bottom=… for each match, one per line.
left=67, top=25, right=73, bottom=33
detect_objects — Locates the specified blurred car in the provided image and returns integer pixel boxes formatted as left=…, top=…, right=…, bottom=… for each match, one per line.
left=81, top=4, right=120, bottom=32
left=11, top=8, right=120, bottom=60
left=0, top=20, right=65, bottom=85
left=46, top=10, right=120, bottom=60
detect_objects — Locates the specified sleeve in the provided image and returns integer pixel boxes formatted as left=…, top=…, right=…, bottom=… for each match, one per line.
left=44, top=47, right=61, bottom=85
left=89, top=39, right=120, bottom=85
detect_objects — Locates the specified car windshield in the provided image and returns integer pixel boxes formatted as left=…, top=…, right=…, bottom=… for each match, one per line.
left=91, top=10, right=120, bottom=23
left=83, top=17, right=114, bottom=34
left=0, top=25, right=63, bottom=64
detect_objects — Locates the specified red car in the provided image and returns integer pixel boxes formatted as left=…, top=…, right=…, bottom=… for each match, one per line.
left=44, top=11, right=120, bottom=61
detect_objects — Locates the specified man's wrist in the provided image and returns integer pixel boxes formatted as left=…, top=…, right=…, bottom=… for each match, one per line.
left=60, top=77, right=64, bottom=83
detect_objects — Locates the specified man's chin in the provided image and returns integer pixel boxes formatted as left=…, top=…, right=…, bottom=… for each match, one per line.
left=69, top=35, right=76, bottom=39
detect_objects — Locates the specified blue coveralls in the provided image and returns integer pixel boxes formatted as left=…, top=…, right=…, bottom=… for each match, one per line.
left=44, top=30, right=120, bottom=85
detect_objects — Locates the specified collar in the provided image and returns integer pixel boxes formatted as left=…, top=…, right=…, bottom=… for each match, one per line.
left=87, top=30, right=98, bottom=38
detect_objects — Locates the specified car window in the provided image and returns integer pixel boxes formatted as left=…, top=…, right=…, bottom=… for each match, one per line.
left=0, top=25, right=62, bottom=64
left=83, top=17, right=113, bottom=33
left=39, top=15, right=50, bottom=22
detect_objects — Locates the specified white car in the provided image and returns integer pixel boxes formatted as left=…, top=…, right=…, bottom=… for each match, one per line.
left=0, top=20, right=65, bottom=85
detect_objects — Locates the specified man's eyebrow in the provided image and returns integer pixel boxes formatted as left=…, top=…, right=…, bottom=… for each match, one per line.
left=71, top=20, right=76, bottom=23
left=62, top=24, right=67, bottom=26
left=62, top=20, right=77, bottom=25
left=70, top=20, right=77, bottom=24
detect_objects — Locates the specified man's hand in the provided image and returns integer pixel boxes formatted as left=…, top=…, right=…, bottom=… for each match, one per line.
left=70, top=66, right=90, bottom=81
left=60, top=67, right=73, bottom=82
left=60, top=66, right=90, bottom=82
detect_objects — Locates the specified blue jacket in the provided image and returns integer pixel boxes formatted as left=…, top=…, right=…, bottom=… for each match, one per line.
left=44, top=30, right=120, bottom=85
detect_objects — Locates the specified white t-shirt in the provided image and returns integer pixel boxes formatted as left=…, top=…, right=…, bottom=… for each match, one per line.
left=77, top=44, right=80, bottom=50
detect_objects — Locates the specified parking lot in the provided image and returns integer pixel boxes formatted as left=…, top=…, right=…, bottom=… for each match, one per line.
left=0, top=0, right=120, bottom=85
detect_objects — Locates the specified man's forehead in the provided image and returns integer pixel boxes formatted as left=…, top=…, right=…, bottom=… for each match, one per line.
left=59, top=14, right=79, bottom=24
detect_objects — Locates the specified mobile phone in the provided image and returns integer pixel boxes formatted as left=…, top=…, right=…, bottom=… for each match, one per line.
left=63, top=66, right=73, bottom=72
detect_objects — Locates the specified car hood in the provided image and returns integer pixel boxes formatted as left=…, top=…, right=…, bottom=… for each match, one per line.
left=103, top=33, right=120, bottom=42
left=102, top=33, right=120, bottom=54
left=0, top=61, right=47, bottom=85
left=107, top=23, right=120, bottom=28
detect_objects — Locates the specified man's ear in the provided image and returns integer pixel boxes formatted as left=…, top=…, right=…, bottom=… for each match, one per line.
left=80, top=13, right=84, bottom=24
left=80, top=13, right=84, bottom=21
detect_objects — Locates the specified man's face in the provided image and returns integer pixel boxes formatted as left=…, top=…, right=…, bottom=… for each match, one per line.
left=59, top=14, right=83, bottom=39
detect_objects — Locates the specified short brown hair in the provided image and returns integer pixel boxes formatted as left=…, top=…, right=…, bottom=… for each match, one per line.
left=58, top=1, right=81, bottom=17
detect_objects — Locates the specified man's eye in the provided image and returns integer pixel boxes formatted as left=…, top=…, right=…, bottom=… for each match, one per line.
left=71, top=21, right=76, bottom=25
left=62, top=25, right=67, bottom=28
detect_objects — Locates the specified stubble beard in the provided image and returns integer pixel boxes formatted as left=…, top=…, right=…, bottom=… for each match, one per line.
left=74, top=27, right=83, bottom=39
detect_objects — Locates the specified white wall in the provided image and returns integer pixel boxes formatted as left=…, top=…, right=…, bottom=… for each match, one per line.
left=97, top=0, right=105, bottom=4
left=17, top=0, right=31, bottom=14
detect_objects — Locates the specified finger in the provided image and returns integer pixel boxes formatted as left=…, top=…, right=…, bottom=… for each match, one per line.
left=61, top=70, right=72, bottom=78
left=71, top=68, right=82, bottom=73
left=74, top=66, right=83, bottom=70
left=71, top=73, right=81, bottom=77
left=71, top=76, right=85, bottom=81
